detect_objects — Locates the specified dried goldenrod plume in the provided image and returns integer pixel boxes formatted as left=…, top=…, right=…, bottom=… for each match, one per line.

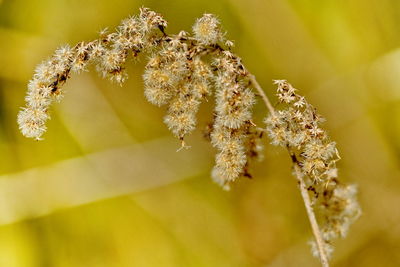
left=18, top=7, right=360, bottom=266
left=18, top=7, right=167, bottom=140
left=264, top=80, right=361, bottom=264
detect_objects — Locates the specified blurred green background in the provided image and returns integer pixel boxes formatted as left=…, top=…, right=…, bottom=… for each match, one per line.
left=0, top=0, right=400, bottom=266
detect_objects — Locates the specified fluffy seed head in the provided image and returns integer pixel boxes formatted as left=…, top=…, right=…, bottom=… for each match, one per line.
left=17, top=107, right=49, bottom=140
left=192, top=14, right=223, bottom=45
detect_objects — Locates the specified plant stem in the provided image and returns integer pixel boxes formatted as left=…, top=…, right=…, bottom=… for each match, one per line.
left=289, top=150, right=330, bottom=267
left=248, top=75, right=329, bottom=267
left=248, top=75, right=276, bottom=116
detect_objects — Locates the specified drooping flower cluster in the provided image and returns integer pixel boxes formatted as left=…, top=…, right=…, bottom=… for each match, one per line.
left=18, top=9, right=262, bottom=190
left=209, top=52, right=257, bottom=189
left=265, top=80, right=338, bottom=183
left=265, top=80, right=361, bottom=258
left=142, top=14, right=260, bottom=189
left=143, top=31, right=214, bottom=142
left=310, top=181, right=361, bottom=259
left=18, top=7, right=167, bottom=140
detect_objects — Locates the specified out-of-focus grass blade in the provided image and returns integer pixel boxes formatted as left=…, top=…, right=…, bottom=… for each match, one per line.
left=56, top=75, right=136, bottom=153
left=0, top=138, right=211, bottom=226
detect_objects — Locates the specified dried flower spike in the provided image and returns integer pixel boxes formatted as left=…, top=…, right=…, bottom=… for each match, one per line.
left=18, top=8, right=360, bottom=266
left=264, top=80, right=361, bottom=262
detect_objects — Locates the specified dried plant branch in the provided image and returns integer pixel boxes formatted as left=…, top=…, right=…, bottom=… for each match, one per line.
left=290, top=149, right=330, bottom=266
left=249, top=74, right=329, bottom=266
left=17, top=7, right=360, bottom=266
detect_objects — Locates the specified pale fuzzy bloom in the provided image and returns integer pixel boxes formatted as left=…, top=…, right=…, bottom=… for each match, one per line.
left=192, top=14, right=223, bottom=45
left=144, top=51, right=212, bottom=141
left=209, top=119, right=261, bottom=187
left=303, top=140, right=336, bottom=161
left=163, top=83, right=201, bottom=139
left=164, top=111, right=197, bottom=139
left=119, top=16, right=141, bottom=35
left=144, top=47, right=215, bottom=140
left=213, top=53, right=255, bottom=129
left=143, top=68, right=175, bottom=106
left=275, top=79, right=297, bottom=104
left=308, top=183, right=361, bottom=259
left=320, top=184, right=361, bottom=238
left=294, top=96, right=306, bottom=108
left=191, top=58, right=213, bottom=97
left=17, top=107, right=49, bottom=140
left=143, top=50, right=188, bottom=106
left=18, top=44, right=75, bottom=139
left=98, top=49, right=125, bottom=73
left=215, top=84, right=255, bottom=129
left=265, top=80, right=339, bottom=182
left=209, top=49, right=256, bottom=187
left=210, top=122, right=232, bottom=150
left=25, top=80, right=52, bottom=107
left=96, top=46, right=128, bottom=85
left=33, top=61, right=58, bottom=84
left=90, top=42, right=106, bottom=58
left=160, top=58, right=213, bottom=140
left=215, top=146, right=247, bottom=180
left=192, top=80, right=211, bottom=99
left=211, top=137, right=247, bottom=188
left=210, top=122, right=243, bottom=151
left=71, top=42, right=92, bottom=73
left=139, top=7, right=167, bottom=33
left=54, top=45, right=74, bottom=64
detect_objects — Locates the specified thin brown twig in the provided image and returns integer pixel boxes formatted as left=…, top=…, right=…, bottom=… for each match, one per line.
left=248, top=75, right=276, bottom=116
left=248, top=74, right=329, bottom=267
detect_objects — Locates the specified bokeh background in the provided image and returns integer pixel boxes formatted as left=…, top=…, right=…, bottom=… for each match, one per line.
left=0, top=0, right=400, bottom=266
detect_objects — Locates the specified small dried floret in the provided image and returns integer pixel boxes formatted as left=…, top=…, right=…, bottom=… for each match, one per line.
left=192, top=14, right=223, bottom=45
left=143, top=68, right=175, bottom=106
left=139, top=7, right=167, bottom=33
left=215, top=86, right=255, bottom=129
left=211, top=139, right=247, bottom=188
left=17, top=107, right=49, bottom=140
left=163, top=84, right=202, bottom=139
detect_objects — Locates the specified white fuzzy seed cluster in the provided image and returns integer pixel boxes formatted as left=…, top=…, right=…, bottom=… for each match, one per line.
left=210, top=52, right=256, bottom=190
left=142, top=14, right=261, bottom=189
left=265, top=80, right=338, bottom=183
left=192, top=14, right=224, bottom=45
left=17, top=46, right=74, bottom=139
left=18, top=7, right=167, bottom=140
left=264, top=80, right=361, bottom=258
left=143, top=31, right=214, bottom=140
left=311, top=182, right=361, bottom=259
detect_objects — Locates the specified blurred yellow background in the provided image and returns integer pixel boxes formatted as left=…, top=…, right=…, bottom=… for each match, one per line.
left=0, top=0, right=399, bottom=266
